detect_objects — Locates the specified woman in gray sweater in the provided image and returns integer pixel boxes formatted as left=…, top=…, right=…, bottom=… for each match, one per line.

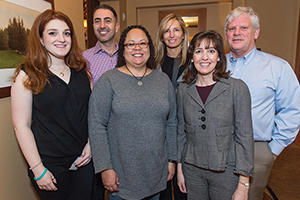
left=88, top=25, right=177, bottom=200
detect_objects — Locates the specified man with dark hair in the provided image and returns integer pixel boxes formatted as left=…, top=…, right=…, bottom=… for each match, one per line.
left=83, top=4, right=120, bottom=85
left=83, top=5, right=119, bottom=200
left=225, top=6, right=300, bottom=200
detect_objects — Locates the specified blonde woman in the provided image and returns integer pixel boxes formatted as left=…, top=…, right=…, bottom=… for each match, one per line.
left=155, top=13, right=189, bottom=90
left=155, top=13, right=189, bottom=200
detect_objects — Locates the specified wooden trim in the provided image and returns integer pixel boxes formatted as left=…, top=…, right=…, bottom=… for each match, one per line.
left=44, top=0, right=54, bottom=9
left=87, top=0, right=99, bottom=48
left=0, top=87, right=11, bottom=99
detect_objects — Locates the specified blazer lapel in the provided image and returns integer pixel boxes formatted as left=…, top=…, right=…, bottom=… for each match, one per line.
left=205, top=78, right=229, bottom=105
left=186, top=81, right=205, bottom=108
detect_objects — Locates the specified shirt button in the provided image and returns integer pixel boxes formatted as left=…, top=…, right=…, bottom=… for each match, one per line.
left=201, top=124, right=206, bottom=129
left=201, top=117, right=206, bottom=121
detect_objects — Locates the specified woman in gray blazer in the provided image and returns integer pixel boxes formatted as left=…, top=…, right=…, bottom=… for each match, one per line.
left=177, top=30, right=254, bottom=200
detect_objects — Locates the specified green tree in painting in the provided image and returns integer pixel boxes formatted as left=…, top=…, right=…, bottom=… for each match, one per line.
left=0, top=29, right=9, bottom=50
left=7, top=17, right=29, bottom=55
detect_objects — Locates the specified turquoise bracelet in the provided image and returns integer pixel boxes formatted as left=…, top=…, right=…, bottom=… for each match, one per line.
left=34, top=167, right=47, bottom=181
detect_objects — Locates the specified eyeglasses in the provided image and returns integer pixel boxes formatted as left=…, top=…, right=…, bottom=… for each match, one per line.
left=124, top=42, right=149, bottom=50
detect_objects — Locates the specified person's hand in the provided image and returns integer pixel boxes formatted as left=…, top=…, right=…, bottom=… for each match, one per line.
left=232, top=175, right=249, bottom=200
left=273, top=154, right=278, bottom=161
left=101, top=169, right=120, bottom=192
left=76, top=141, right=92, bottom=167
left=231, top=185, right=249, bottom=200
left=33, top=165, right=57, bottom=191
left=167, top=162, right=176, bottom=181
left=177, top=163, right=187, bottom=193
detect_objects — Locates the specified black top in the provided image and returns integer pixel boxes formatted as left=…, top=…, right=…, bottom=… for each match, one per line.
left=161, top=55, right=185, bottom=89
left=31, top=68, right=91, bottom=157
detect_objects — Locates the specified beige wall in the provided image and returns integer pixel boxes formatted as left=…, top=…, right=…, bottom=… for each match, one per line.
left=247, top=0, right=299, bottom=68
left=54, top=0, right=85, bottom=50
left=0, top=98, right=38, bottom=199
left=126, top=0, right=237, bottom=25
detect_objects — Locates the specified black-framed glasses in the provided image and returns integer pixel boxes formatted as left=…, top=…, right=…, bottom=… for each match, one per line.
left=124, top=42, right=149, bottom=50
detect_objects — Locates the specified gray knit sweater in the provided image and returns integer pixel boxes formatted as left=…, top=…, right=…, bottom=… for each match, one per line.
left=88, top=68, right=177, bottom=200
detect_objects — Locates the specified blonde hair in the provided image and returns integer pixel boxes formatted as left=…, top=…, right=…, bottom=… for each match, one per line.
left=155, top=13, right=189, bottom=69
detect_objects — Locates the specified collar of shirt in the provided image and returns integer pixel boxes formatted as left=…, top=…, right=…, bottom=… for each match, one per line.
left=93, top=41, right=119, bottom=55
left=229, top=46, right=257, bottom=67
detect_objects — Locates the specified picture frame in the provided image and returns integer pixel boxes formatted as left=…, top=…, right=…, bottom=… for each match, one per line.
left=0, top=0, right=54, bottom=99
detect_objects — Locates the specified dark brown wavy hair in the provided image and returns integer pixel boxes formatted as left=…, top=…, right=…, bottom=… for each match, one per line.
left=116, top=25, right=156, bottom=69
left=183, top=30, right=229, bottom=84
left=13, top=9, right=90, bottom=94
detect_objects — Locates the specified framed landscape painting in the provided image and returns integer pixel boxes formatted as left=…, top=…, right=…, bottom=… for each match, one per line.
left=0, top=0, right=53, bottom=98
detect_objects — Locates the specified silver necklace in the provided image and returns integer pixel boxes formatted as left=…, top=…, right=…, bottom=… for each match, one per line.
left=125, top=65, right=147, bottom=86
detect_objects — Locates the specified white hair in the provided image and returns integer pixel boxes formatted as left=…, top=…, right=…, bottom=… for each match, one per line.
left=225, top=7, right=260, bottom=32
